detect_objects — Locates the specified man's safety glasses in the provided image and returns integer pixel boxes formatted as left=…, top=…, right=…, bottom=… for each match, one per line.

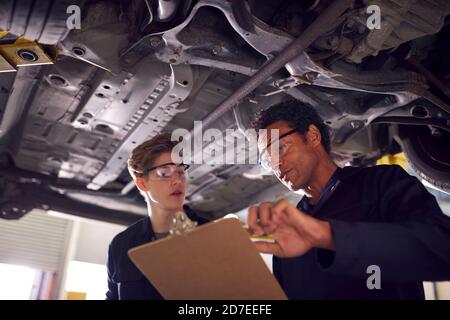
left=259, top=128, right=298, bottom=170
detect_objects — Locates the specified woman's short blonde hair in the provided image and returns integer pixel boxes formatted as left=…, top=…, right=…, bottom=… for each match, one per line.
left=127, top=132, right=178, bottom=179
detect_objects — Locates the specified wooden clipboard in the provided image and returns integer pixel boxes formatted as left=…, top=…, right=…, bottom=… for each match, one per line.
left=128, top=218, right=287, bottom=300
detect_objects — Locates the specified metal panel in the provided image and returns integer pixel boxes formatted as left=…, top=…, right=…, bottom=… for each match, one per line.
left=87, top=62, right=194, bottom=190
left=0, top=55, right=15, bottom=73
left=0, top=42, right=53, bottom=67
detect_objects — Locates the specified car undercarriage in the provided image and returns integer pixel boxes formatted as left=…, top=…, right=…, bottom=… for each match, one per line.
left=0, top=0, right=449, bottom=224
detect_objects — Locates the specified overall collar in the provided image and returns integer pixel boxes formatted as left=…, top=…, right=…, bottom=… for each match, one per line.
left=298, top=166, right=362, bottom=215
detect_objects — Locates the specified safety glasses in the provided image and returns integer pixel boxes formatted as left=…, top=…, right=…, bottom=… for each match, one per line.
left=141, top=163, right=190, bottom=181
left=259, top=128, right=298, bottom=170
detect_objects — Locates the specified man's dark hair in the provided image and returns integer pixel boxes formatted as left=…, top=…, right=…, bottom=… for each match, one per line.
left=252, top=100, right=331, bottom=153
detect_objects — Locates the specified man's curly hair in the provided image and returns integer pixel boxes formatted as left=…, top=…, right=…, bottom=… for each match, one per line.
left=252, top=100, right=331, bottom=153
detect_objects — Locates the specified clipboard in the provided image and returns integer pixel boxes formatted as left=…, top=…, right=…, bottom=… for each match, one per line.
left=128, top=218, right=287, bottom=300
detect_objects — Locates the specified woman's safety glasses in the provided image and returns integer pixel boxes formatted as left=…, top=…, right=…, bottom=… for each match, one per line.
left=139, top=163, right=190, bottom=181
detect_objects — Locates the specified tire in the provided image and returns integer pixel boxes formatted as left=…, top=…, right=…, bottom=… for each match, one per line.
left=0, top=0, right=85, bottom=45
left=401, top=125, right=450, bottom=193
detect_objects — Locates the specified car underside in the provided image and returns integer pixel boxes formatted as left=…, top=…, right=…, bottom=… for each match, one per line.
left=0, top=0, right=449, bottom=224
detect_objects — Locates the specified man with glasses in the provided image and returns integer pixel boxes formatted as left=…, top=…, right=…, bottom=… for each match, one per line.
left=248, top=99, right=450, bottom=299
left=105, top=133, right=208, bottom=300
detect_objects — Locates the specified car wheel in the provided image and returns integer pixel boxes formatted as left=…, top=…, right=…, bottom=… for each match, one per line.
left=401, top=125, right=450, bottom=193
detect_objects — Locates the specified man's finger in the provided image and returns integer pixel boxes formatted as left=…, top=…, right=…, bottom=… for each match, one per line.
left=272, top=199, right=307, bottom=228
left=263, top=222, right=277, bottom=235
left=259, top=202, right=273, bottom=227
left=248, top=206, right=264, bottom=235
left=253, top=241, right=282, bottom=256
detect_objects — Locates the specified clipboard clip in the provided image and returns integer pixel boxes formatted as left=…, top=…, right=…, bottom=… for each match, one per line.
left=169, top=211, right=198, bottom=236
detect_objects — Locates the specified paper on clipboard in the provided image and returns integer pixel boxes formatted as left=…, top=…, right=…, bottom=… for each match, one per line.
left=128, top=218, right=287, bottom=300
